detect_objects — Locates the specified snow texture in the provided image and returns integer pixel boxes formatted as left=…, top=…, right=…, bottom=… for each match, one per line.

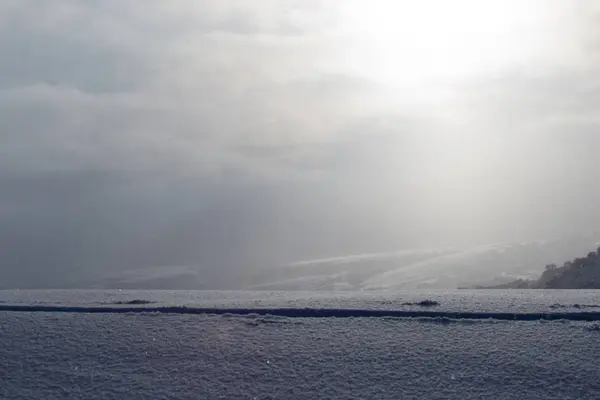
left=2, top=289, right=600, bottom=313
left=1, top=290, right=600, bottom=399
left=1, top=312, right=600, bottom=399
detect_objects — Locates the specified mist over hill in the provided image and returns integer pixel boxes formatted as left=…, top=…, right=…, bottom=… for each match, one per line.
left=480, top=245, right=600, bottom=289
left=55, top=234, right=600, bottom=291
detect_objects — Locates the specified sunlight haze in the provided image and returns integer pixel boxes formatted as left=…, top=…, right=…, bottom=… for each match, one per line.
left=1, top=0, right=600, bottom=289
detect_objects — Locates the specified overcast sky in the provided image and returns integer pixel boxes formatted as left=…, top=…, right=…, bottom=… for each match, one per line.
left=2, top=1, right=600, bottom=287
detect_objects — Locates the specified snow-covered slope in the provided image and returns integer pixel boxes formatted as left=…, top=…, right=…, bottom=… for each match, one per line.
left=1, top=290, right=600, bottom=399
left=248, top=236, right=600, bottom=290
left=55, top=235, right=600, bottom=291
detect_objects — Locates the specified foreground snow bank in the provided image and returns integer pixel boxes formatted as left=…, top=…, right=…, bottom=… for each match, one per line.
left=1, top=312, right=599, bottom=399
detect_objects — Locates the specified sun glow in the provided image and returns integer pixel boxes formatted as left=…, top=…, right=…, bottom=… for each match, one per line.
left=338, top=0, right=547, bottom=85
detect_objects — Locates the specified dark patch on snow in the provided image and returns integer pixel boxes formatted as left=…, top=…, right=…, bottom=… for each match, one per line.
left=402, top=300, right=440, bottom=307
left=242, top=316, right=301, bottom=326
left=587, top=324, right=600, bottom=332
left=549, top=303, right=600, bottom=309
left=382, top=316, right=501, bottom=325
left=106, top=299, right=157, bottom=305
left=2, top=304, right=600, bottom=322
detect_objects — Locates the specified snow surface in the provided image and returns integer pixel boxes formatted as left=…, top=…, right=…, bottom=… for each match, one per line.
left=1, top=290, right=600, bottom=399
left=2, top=289, right=600, bottom=313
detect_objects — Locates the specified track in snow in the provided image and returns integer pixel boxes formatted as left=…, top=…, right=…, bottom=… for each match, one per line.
left=2, top=304, right=600, bottom=321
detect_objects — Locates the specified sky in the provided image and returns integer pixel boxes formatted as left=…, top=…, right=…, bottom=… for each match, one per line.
left=2, top=0, right=600, bottom=288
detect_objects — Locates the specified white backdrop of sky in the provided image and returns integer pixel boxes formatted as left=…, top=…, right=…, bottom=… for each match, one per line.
left=2, top=0, right=600, bottom=287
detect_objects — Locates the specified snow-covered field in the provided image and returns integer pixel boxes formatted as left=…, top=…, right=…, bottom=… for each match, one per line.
left=1, top=290, right=600, bottom=399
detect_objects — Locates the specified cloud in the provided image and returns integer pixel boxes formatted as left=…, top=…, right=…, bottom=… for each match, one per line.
left=2, top=1, right=600, bottom=288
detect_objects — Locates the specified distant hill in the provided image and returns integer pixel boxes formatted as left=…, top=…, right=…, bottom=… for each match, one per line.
left=478, top=247, right=600, bottom=289
left=52, top=235, right=600, bottom=291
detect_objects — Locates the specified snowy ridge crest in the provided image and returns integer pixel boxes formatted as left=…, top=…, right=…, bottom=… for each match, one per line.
left=2, top=304, right=600, bottom=322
